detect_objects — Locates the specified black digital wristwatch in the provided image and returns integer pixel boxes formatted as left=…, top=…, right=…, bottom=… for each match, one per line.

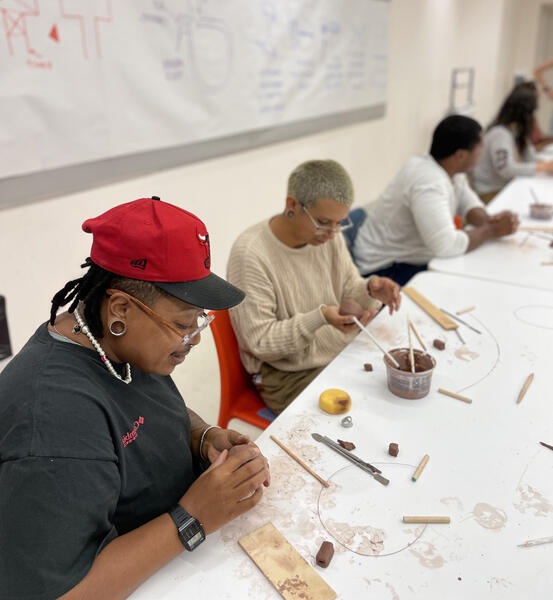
left=168, top=505, right=206, bottom=551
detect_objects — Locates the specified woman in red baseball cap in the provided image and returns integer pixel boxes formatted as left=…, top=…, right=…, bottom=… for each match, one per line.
left=0, top=197, right=270, bottom=599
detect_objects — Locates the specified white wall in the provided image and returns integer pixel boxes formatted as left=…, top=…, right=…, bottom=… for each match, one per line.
left=0, top=0, right=546, bottom=426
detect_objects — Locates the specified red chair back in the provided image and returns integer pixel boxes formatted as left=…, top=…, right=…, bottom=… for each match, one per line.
left=209, top=310, right=273, bottom=430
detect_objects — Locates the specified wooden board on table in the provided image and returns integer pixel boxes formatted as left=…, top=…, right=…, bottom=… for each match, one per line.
left=239, top=522, right=337, bottom=600
left=402, top=287, right=458, bottom=330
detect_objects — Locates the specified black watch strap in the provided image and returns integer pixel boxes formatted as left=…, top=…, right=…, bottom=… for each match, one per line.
left=168, top=504, right=206, bottom=551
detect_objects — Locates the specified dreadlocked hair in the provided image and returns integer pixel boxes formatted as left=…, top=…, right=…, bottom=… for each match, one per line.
left=50, top=258, right=170, bottom=338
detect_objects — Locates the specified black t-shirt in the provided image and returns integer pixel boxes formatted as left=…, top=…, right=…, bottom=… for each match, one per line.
left=0, top=324, right=199, bottom=599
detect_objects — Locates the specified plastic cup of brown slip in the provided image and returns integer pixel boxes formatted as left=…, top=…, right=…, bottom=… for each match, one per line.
left=383, top=348, right=436, bottom=399
left=529, top=203, right=553, bottom=220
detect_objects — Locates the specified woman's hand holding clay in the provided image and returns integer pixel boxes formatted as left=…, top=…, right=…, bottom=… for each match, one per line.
left=325, top=302, right=378, bottom=333
left=178, top=444, right=270, bottom=534
left=488, top=211, right=519, bottom=237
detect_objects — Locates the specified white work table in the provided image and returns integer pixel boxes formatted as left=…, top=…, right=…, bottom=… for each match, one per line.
left=130, top=271, right=553, bottom=600
left=429, top=176, right=553, bottom=291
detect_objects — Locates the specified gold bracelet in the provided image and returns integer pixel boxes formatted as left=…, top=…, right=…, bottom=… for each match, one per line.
left=199, top=425, right=221, bottom=461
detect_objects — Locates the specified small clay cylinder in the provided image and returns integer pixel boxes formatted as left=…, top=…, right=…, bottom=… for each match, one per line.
left=338, top=439, right=356, bottom=451
left=388, top=443, right=399, bottom=457
left=316, top=541, right=334, bottom=568
left=363, top=363, right=373, bottom=371
left=433, top=339, right=445, bottom=350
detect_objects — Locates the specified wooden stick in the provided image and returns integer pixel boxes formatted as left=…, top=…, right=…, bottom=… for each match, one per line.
left=540, top=441, right=553, bottom=452
left=403, top=516, right=450, bottom=524
left=456, top=306, right=475, bottom=315
left=438, top=387, right=472, bottom=404
left=519, top=225, right=553, bottom=233
left=411, top=454, right=429, bottom=482
left=408, top=319, right=426, bottom=350
left=402, top=287, right=458, bottom=330
left=352, top=316, right=400, bottom=368
left=407, top=319, right=415, bottom=373
left=518, top=535, right=553, bottom=548
left=541, top=261, right=553, bottom=266
left=516, top=373, right=534, bottom=404
left=270, top=435, right=329, bottom=488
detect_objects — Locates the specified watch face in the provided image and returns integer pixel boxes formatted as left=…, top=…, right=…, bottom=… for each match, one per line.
left=188, top=530, right=204, bottom=547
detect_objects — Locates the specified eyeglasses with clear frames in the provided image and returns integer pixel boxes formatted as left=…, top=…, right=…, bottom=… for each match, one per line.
left=300, top=203, right=353, bottom=233
left=106, top=289, right=214, bottom=346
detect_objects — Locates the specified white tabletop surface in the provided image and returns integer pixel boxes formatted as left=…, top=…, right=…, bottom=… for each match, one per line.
left=429, top=176, right=553, bottom=290
left=130, top=271, right=553, bottom=600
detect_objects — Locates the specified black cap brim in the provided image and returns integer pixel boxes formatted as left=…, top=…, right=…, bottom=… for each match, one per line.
left=154, top=272, right=245, bottom=310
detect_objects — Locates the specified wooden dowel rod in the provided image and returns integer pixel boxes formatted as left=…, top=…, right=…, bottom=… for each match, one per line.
left=541, top=262, right=553, bottom=266
left=411, top=454, right=429, bottom=482
left=408, top=319, right=426, bottom=351
left=456, top=306, right=475, bottom=315
left=403, top=516, right=450, bottom=524
left=352, top=316, right=400, bottom=368
left=516, top=373, right=534, bottom=404
left=270, top=435, right=329, bottom=488
left=519, top=225, right=553, bottom=233
left=438, top=388, right=472, bottom=404
left=407, top=319, right=415, bottom=373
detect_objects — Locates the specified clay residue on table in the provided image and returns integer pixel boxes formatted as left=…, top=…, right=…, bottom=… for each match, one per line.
left=513, top=484, right=553, bottom=517
left=409, top=541, right=445, bottom=569
left=454, top=347, right=479, bottom=362
left=440, top=497, right=464, bottom=512
left=364, top=578, right=400, bottom=600
left=472, top=503, right=507, bottom=530
left=325, top=518, right=385, bottom=555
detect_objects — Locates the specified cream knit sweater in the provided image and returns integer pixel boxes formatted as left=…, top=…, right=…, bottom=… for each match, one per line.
left=227, top=219, right=381, bottom=374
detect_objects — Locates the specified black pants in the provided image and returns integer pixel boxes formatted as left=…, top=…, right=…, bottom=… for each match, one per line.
left=363, top=262, right=427, bottom=287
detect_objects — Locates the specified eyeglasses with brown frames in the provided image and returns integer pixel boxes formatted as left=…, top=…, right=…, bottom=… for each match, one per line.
left=106, top=288, right=214, bottom=346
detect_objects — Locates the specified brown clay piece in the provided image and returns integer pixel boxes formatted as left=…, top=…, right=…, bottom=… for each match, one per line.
left=363, top=363, right=373, bottom=371
left=433, top=339, right=446, bottom=351
left=388, top=442, right=399, bottom=457
left=338, top=299, right=364, bottom=319
left=337, top=439, right=356, bottom=451
left=316, top=540, right=334, bottom=568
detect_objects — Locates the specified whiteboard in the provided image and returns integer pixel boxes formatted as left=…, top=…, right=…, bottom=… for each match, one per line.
left=0, top=0, right=389, bottom=204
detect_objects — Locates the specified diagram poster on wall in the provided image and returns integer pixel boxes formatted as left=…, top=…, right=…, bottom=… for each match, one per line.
left=0, top=0, right=389, bottom=179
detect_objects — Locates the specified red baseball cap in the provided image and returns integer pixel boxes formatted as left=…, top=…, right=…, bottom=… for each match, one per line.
left=82, top=197, right=244, bottom=310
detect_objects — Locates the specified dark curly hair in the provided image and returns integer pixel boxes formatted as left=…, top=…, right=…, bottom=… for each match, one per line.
left=49, top=258, right=169, bottom=338
left=491, top=87, right=537, bottom=155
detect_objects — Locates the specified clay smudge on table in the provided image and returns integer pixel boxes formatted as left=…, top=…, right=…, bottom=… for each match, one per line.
left=471, top=503, right=507, bottom=529
left=454, top=347, right=479, bottom=362
left=318, top=481, right=341, bottom=510
left=440, top=497, right=464, bottom=512
left=325, top=518, right=385, bottom=555
left=409, top=540, right=445, bottom=569
left=487, top=576, right=512, bottom=590
left=513, top=484, right=553, bottom=517
left=364, top=577, right=400, bottom=600
left=370, top=324, right=403, bottom=348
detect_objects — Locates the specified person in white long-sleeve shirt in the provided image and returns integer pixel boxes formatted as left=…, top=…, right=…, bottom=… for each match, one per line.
left=472, top=87, right=553, bottom=202
left=352, top=115, right=519, bottom=286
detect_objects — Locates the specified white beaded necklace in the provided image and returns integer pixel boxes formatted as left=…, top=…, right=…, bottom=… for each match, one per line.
left=74, top=308, right=132, bottom=384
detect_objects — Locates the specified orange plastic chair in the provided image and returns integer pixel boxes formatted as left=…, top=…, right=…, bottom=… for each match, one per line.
left=208, top=310, right=275, bottom=430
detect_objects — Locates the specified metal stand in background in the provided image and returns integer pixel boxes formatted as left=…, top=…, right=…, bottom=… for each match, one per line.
left=448, top=67, right=475, bottom=116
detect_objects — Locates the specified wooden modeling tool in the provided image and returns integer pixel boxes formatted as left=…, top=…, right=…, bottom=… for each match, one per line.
left=519, top=225, right=553, bottom=233
left=457, top=306, right=475, bottom=315
left=403, top=516, right=450, bottom=524
left=516, top=373, right=534, bottom=404
left=407, top=319, right=415, bottom=373
left=402, top=287, right=458, bottom=330
left=539, top=441, right=553, bottom=452
left=408, top=318, right=426, bottom=350
left=440, top=308, right=482, bottom=334
left=270, top=435, right=329, bottom=488
left=438, top=388, right=472, bottom=404
left=541, top=261, right=553, bottom=266
left=411, top=454, right=429, bottom=481
left=239, top=523, right=337, bottom=600
left=352, top=316, right=400, bottom=368
left=518, top=535, right=553, bottom=548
